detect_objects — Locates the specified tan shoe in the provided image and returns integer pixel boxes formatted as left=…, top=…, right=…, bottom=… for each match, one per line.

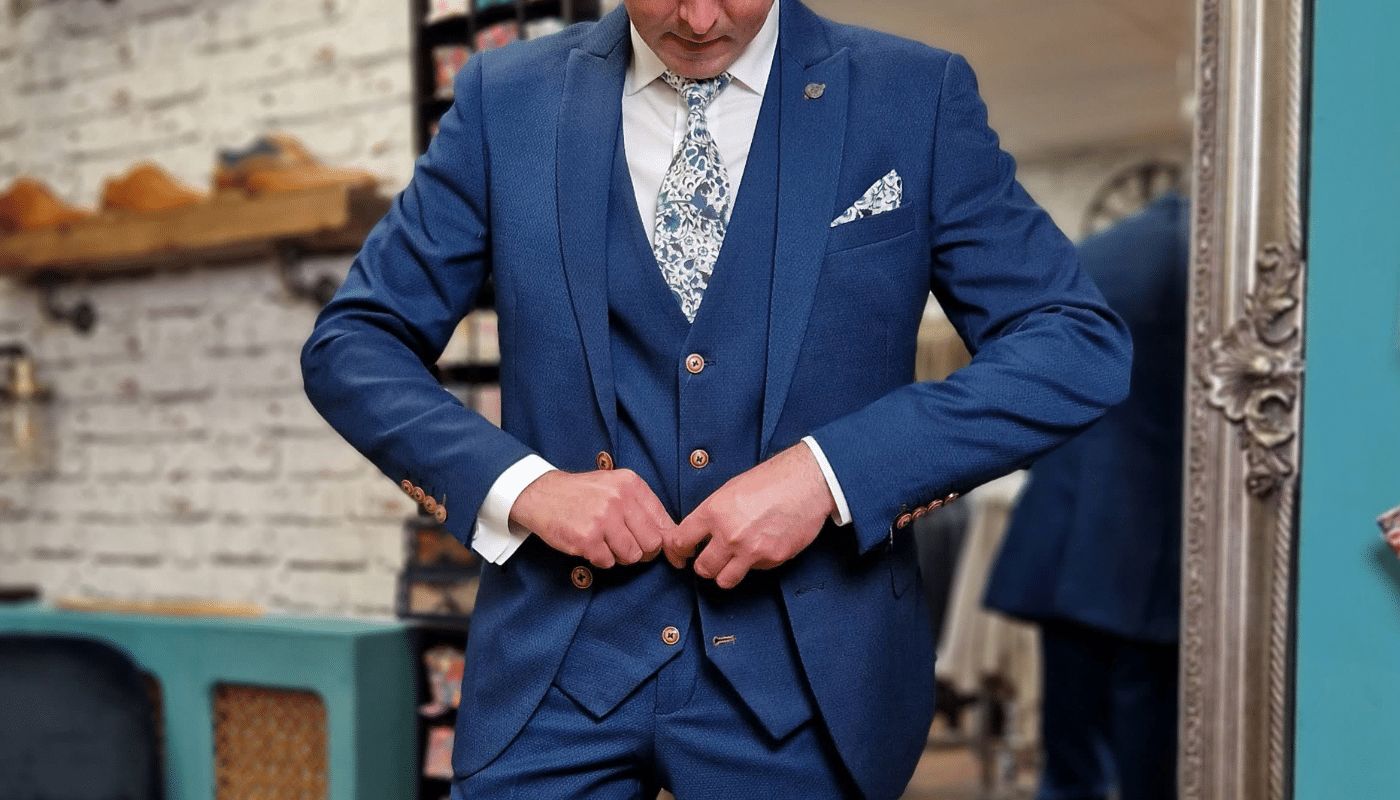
left=101, top=163, right=205, bottom=212
left=0, top=177, right=91, bottom=232
left=215, top=133, right=376, bottom=194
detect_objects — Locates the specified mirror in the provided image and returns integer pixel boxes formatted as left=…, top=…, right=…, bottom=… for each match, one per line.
left=798, top=1, right=1305, bottom=798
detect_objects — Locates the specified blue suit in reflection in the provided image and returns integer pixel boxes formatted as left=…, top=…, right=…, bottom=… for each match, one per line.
left=986, top=192, right=1189, bottom=800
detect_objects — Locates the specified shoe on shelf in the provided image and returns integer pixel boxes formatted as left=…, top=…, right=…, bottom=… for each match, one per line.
left=101, top=162, right=206, bottom=213
left=214, top=133, right=377, bottom=194
left=0, top=177, right=91, bottom=232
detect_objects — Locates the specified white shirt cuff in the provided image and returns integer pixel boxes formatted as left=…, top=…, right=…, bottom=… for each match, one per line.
left=471, top=454, right=557, bottom=564
left=802, top=436, right=852, bottom=527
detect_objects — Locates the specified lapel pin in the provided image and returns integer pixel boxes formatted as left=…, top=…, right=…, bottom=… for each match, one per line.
left=804, top=82, right=825, bottom=100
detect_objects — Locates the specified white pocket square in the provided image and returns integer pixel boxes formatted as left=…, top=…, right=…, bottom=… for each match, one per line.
left=830, top=169, right=902, bottom=227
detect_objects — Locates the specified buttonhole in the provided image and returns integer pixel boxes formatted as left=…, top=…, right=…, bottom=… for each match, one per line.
left=711, top=635, right=736, bottom=646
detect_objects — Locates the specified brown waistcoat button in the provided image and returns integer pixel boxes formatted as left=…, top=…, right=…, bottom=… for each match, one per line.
left=689, top=449, right=709, bottom=469
left=596, top=451, right=614, bottom=471
left=928, top=499, right=944, bottom=511
left=423, top=496, right=438, bottom=514
left=661, top=626, right=681, bottom=646
left=400, top=479, right=414, bottom=495
left=571, top=566, right=593, bottom=589
left=685, top=354, right=705, bottom=374
left=911, top=506, right=926, bottom=520
left=410, top=486, right=426, bottom=503
left=433, top=506, right=448, bottom=524
left=896, top=513, right=913, bottom=530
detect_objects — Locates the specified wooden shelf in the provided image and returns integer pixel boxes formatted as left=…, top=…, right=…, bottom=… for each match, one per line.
left=0, top=183, right=392, bottom=280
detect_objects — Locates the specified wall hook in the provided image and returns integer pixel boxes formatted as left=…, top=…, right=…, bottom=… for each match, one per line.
left=37, top=277, right=97, bottom=334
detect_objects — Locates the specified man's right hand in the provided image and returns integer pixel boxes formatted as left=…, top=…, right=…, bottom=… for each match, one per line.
left=509, top=469, right=675, bottom=568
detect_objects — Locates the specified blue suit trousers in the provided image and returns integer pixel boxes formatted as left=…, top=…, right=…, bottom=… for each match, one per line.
left=1035, top=619, right=1178, bottom=800
left=453, top=610, right=858, bottom=799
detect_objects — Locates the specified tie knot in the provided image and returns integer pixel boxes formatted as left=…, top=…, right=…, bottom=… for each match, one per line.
left=661, top=71, right=731, bottom=111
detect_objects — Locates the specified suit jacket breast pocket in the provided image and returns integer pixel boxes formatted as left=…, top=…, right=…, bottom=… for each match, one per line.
left=826, top=205, right=917, bottom=254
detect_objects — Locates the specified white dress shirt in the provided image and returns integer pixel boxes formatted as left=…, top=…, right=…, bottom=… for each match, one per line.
left=471, top=1, right=851, bottom=563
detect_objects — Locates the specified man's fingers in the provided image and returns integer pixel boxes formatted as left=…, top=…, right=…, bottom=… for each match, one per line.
left=632, top=491, right=675, bottom=558
left=665, top=517, right=708, bottom=569
left=603, top=527, right=645, bottom=566
left=585, top=544, right=616, bottom=569
left=623, top=505, right=664, bottom=560
left=692, top=538, right=733, bottom=582
left=714, top=559, right=751, bottom=590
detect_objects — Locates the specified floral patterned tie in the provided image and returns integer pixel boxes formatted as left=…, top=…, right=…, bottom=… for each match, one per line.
left=653, top=71, right=733, bottom=323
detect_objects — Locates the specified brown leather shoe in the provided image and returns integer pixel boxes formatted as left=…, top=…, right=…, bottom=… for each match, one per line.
left=215, top=133, right=377, bottom=194
left=0, top=177, right=91, bottom=232
left=101, top=163, right=205, bottom=212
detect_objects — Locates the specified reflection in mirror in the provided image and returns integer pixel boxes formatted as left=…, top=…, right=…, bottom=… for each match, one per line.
left=803, top=1, right=1195, bottom=797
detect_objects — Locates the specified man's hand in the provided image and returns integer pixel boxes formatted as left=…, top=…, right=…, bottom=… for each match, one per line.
left=510, top=469, right=675, bottom=568
left=666, top=445, right=837, bottom=589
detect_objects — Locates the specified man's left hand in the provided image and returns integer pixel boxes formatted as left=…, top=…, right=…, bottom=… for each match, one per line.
left=666, top=444, right=836, bottom=589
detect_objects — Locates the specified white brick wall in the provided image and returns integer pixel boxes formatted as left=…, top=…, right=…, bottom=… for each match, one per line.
left=0, top=0, right=416, bottom=208
left=0, top=262, right=427, bottom=616
left=0, top=0, right=419, bottom=616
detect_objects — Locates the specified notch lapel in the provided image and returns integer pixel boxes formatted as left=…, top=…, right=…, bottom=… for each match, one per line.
left=557, top=13, right=629, bottom=450
left=761, top=2, right=848, bottom=456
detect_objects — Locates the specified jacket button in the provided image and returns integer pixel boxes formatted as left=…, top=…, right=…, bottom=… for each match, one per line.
left=400, top=479, right=413, bottom=495
left=434, top=506, right=448, bottom=524
left=423, top=496, right=438, bottom=514
left=896, top=513, right=913, bottom=530
left=689, top=449, right=709, bottom=469
left=685, top=354, right=705, bottom=374
left=661, top=626, right=681, bottom=646
left=596, top=451, right=614, bottom=471
left=410, top=486, right=426, bottom=503
left=571, top=566, right=593, bottom=589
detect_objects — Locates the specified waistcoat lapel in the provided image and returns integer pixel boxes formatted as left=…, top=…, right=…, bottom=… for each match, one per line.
left=760, top=0, right=849, bottom=456
left=557, top=9, right=630, bottom=449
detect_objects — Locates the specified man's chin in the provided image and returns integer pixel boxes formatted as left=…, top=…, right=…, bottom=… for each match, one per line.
left=660, top=49, right=737, bottom=80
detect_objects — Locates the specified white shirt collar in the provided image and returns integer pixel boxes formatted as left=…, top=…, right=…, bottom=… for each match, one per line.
left=624, top=0, right=779, bottom=97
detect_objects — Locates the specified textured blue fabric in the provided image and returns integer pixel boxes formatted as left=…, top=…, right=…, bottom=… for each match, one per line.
left=583, top=89, right=814, bottom=741
left=300, top=1, right=1132, bottom=797
left=984, top=193, right=1188, bottom=642
left=455, top=618, right=856, bottom=800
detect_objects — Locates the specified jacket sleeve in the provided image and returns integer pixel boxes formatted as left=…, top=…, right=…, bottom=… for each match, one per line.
left=301, top=56, right=536, bottom=548
left=809, top=54, right=1133, bottom=554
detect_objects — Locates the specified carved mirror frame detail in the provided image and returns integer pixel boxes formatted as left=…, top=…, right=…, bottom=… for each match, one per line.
left=1183, top=0, right=1307, bottom=798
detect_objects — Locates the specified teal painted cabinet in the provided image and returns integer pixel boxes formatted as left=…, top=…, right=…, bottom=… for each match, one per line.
left=1296, top=0, right=1400, bottom=796
left=0, top=606, right=416, bottom=800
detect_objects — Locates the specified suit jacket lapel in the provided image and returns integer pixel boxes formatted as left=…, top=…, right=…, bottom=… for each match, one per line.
left=762, top=0, right=848, bottom=456
left=557, top=8, right=629, bottom=449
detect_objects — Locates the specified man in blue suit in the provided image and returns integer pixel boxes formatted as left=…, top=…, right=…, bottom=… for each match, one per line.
left=985, top=192, right=1189, bottom=800
left=301, top=0, right=1132, bottom=796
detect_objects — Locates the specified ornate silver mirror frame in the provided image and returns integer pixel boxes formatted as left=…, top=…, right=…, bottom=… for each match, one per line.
left=1183, top=0, right=1307, bottom=797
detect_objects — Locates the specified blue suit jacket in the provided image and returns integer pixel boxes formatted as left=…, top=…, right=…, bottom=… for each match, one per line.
left=985, top=193, right=1189, bottom=643
left=301, top=2, right=1131, bottom=796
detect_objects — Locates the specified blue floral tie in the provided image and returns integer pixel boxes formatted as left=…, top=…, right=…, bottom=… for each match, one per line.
left=653, top=71, right=733, bottom=323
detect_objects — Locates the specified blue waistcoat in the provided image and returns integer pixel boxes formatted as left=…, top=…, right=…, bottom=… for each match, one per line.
left=553, top=71, right=814, bottom=741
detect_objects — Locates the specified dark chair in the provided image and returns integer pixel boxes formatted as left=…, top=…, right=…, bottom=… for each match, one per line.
left=0, top=634, right=163, bottom=800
